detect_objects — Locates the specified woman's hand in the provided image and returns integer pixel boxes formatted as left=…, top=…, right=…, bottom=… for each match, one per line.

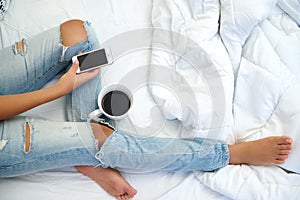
left=55, top=59, right=100, bottom=96
left=0, top=55, right=100, bottom=120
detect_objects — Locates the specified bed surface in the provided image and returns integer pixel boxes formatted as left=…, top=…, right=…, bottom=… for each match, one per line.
left=1, top=0, right=300, bottom=199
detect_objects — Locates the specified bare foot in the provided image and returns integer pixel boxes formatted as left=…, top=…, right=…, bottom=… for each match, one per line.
left=76, top=166, right=137, bottom=199
left=229, top=136, right=293, bottom=165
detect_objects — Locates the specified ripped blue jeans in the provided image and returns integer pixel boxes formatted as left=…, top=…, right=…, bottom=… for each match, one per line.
left=0, top=21, right=229, bottom=178
left=0, top=21, right=102, bottom=177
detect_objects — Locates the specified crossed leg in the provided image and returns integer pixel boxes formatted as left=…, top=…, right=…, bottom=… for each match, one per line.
left=76, top=124, right=137, bottom=200
left=90, top=123, right=293, bottom=168
left=86, top=122, right=292, bottom=199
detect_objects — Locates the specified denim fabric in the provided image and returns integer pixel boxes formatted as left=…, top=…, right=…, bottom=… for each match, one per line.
left=96, top=130, right=229, bottom=173
left=65, top=22, right=102, bottom=122
left=0, top=117, right=99, bottom=178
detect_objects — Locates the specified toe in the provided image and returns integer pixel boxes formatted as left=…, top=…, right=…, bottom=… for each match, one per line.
left=278, top=149, right=291, bottom=155
left=276, top=154, right=289, bottom=161
left=279, top=136, right=293, bottom=145
left=125, top=186, right=137, bottom=197
left=279, top=144, right=292, bottom=150
left=274, top=159, right=285, bottom=165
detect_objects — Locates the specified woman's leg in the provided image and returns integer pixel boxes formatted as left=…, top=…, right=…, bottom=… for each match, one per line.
left=89, top=123, right=293, bottom=173
left=0, top=117, right=99, bottom=177
left=93, top=124, right=229, bottom=173
left=0, top=23, right=65, bottom=94
left=0, top=117, right=137, bottom=198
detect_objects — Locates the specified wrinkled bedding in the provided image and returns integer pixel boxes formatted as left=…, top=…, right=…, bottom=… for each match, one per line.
left=0, top=0, right=300, bottom=199
left=149, top=0, right=300, bottom=199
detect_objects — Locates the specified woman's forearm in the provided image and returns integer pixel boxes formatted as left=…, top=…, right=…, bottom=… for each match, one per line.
left=0, top=61, right=100, bottom=120
left=0, top=85, right=65, bottom=120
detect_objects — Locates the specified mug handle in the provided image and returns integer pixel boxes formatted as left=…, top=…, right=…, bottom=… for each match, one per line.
left=88, top=109, right=103, bottom=122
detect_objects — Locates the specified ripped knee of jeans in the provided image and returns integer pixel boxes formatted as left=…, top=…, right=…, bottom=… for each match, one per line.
left=24, top=122, right=31, bottom=153
left=12, top=39, right=27, bottom=56
left=60, top=19, right=87, bottom=47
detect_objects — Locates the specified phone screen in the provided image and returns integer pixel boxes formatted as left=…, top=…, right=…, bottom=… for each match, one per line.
left=77, top=49, right=108, bottom=71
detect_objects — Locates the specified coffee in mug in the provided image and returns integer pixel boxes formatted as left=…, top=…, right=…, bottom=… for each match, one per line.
left=101, top=90, right=131, bottom=117
left=89, top=84, right=133, bottom=121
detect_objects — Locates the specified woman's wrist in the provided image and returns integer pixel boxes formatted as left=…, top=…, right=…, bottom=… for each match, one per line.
left=52, top=81, right=73, bottom=97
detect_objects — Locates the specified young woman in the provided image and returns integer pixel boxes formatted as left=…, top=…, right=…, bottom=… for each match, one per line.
left=0, top=19, right=293, bottom=200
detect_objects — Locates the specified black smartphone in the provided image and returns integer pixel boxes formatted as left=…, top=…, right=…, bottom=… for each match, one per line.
left=72, top=48, right=113, bottom=73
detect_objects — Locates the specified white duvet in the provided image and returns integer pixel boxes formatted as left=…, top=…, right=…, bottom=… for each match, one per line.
left=149, top=0, right=300, bottom=199
left=0, top=0, right=300, bottom=199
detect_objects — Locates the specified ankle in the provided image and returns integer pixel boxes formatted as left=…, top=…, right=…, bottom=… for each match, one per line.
left=228, top=144, right=242, bottom=165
